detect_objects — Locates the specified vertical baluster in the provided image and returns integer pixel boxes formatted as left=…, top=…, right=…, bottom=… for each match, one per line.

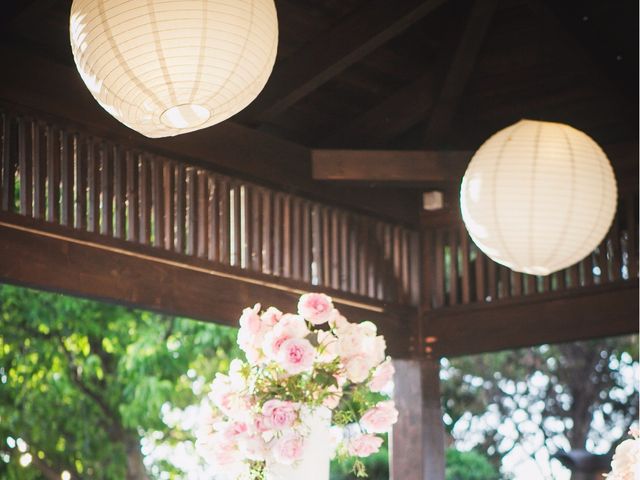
left=434, top=229, right=445, bottom=308
left=60, top=131, right=73, bottom=227
left=339, top=212, right=349, bottom=292
left=174, top=164, right=185, bottom=253
left=112, top=146, right=125, bottom=238
left=393, top=226, right=403, bottom=302
left=499, top=265, right=510, bottom=299
left=555, top=269, right=567, bottom=292
left=239, top=185, right=249, bottom=268
left=487, top=257, right=497, bottom=301
left=594, top=242, right=608, bottom=284
left=311, top=204, right=323, bottom=286
left=323, top=208, right=333, bottom=289
left=31, top=121, right=45, bottom=219
left=1, top=113, right=16, bottom=211
left=86, top=139, right=98, bottom=232
left=74, top=134, right=87, bottom=230
left=448, top=228, right=458, bottom=306
left=460, top=226, right=470, bottom=304
left=229, top=183, right=241, bottom=266
left=197, top=170, right=208, bottom=258
left=151, top=158, right=165, bottom=248
left=138, top=154, right=151, bottom=244
left=358, top=218, right=368, bottom=296
left=375, top=223, right=385, bottom=300
left=568, top=263, right=580, bottom=289
left=291, top=198, right=301, bottom=279
left=163, top=161, right=175, bottom=250
left=582, top=253, right=595, bottom=287
left=474, top=246, right=486, bottom=303
left=18, top=118, right=32, bottom=216
left=272, top=193, right=282, bottom=276
left=99, top=143, right=112, bottom=235
left=282, top=194, right=291, bottom=277
left=383, top=224, right=394, bottom=302
left=541, top=273, right=551, bottom=293
left=217, top=177, right=229, bottom=264
left=125, top=151, right=139, bottom=242
left=401, top=229, right=410, bottom=303
left=331, top=210, right=340, bottom=290
left=608, top=209, right=622, bottom=281
left=207, top=174, right=218, bottom=262
left=409, top=232, right=421, bottom=305
left=302, top=201, right=311, bottom=283
left=511, top=271, right=522, bottom=297
left=524, top=273, right=536, bottom=295
left=626, top=193, right=638, bottom=278
left=250, top=186, right=261, bottom=271
left=261, top=189, right=272, bottom=274
left=186, top=168, right=198, bottom=256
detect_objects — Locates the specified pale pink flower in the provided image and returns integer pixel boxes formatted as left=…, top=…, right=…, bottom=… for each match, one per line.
left=368, top=358, right=394, bottom=392
left=273, top=431, right=305, bottom=465
left=210, top=434, right=242, bottom=466
left=238, top=434, right=268, bottom=461
left=277, top=338, right=316, bottom=375
left=317, top=330, right=338, bottom=363
left=360, top=401, right=399, bottom=433
left=262, top=399, right=299, bottom=430
left=238, top=303, right=261, bottom=335
left=221, top=421, right=250, bottom=441
left=262, top=331, right=291, bottom=360
left=322, top=385, right=342, bottom=409
left=253, top=414, right=270, bottom=433
left=261, top=306, right=282, bottom=326
left=237, top=304, right=265, bottom=363
left=347, top=434, right=383, bottom=458
left=276, top=314, right=310, bottom=338
left=329, top=309, right=349, bottom=330
left=297, top=293, right=334, bottom=325
left=343, top=354, right=372, bottom=383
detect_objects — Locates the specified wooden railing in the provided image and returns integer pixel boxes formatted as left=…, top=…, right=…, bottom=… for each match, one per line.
left=423, top=188, right=639, bottom=309
left=0, top=107, right=420, bottom=306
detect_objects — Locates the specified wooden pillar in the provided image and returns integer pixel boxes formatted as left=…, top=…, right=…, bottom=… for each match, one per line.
left=391, top=358, right=446, bottom=480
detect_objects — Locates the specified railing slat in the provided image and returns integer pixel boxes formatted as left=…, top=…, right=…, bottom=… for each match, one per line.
left=292, top=198, right=301, bottom=279
left=18, top=118, right=32, bottom=216
left=151, top=157, right=165, bottom=248
left=163, top=161, right=175, bottom=250
left=261, top=188, right=271, bottom=274
left=197, top=170, right=208, bottom=258
left=99, top=143, right=112, bottom=235
left=174, top=164, right=185, bottom=253
left=86, top=138, right=98, bottom=232
left=125, top=151, right=139, bottom=242
left=474, top=246, right=485, bottom=303
left=302, top=202, right=311, bottom=283
left=487, top=253, right=497, bottom=301
left=448, top=229, right=458, bottom=306
left=74, top=134, right=87, bottom=230
left=250, top=186, right=261, bottom=271
left=186, top=167, right=198, bottom=256
left=217, top=177, right=229, bottom=264
left=460, top=227, right=470, bottom=304
left=60, top=131, right=73, bottom=227
left=282, top=194, right=291, bottom=277
left=32, top=121, right=45, bottom=219
left=272, top=193, right=281, bottom=276
left=626, top=192, right=638, bottom=278
left=138, top=154, right=151, bottom=244
left=340, top=212, right=349, bottom=292
left=207, top=174, right=218, bottom=262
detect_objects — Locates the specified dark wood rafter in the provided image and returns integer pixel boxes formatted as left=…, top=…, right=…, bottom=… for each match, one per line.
left=423, top=0, right=499, bottom=145
left=311, top=149, right=470, bottom=183
left=236, top=0, right=451, bottom=126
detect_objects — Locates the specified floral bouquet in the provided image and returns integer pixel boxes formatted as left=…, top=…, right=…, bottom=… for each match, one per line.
left=195, top=293, right=398, bottom=479
left=605, top=428, right=640, bottom=480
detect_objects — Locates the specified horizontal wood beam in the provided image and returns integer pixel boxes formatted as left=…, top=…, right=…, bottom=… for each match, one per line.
left=238, top=0, right=449, bottom=125
left=424, top=281, right=639, bottom=357
left=312, top=149, right=471, bottom=182
left=0, top=45, right=418, bottom=224
left=0, top=213, right=414, bottom=358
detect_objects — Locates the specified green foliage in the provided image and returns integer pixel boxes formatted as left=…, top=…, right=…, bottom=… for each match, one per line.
left=330, top=440, right=389, bottom=480
left=445, top=449, right=498, bottom=480
left=0, top=284, right=239, bottom=479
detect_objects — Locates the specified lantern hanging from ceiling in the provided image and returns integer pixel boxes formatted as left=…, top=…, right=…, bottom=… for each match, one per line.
left=460, top=119, right=617, bottom=276
left=70, top=0, right=278, bottom=138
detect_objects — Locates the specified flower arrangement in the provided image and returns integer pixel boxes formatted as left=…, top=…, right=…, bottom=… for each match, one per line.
left=195, top=293, right=398, bottom=479
left=605, top=428, right=640, bottom=480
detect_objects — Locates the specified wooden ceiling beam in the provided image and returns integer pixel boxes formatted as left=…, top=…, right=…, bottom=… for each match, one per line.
left=237, top=0, right=450, bottom=125
left=312, top=149, right=471, bottom=183
left=423, top=0, right=499, bottom=145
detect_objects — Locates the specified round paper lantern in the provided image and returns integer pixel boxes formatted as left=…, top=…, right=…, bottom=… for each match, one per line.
left=70, top=0, right=278, bottom=138
left=460, top=120, right=617, bottom=276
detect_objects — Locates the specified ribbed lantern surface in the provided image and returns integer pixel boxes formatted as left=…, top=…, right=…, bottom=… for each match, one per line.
left=70, top=0, right=278, bottom=138
left=460, top=120, right=617, bottom=276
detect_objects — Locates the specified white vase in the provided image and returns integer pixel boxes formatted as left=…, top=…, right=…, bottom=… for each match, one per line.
left=265, top=407, right=332, bottom=480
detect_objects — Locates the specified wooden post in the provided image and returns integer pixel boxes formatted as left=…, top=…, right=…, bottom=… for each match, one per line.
left=391, top=358, right=446, bottom=480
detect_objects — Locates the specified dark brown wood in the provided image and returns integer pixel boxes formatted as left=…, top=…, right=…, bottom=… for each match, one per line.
left=340, top=212, right=349, bottom=292
left=163, top=161, right=175, bottom=251
left=301, top=202, right=311, bottom=283
left=99, top=144, right=112, bottom=235
left=261, top=188, right=272, bottom=274
left=323, top=208, right=333, bottom=290
left=330, top=210, right=340, bottom=290
left=499, top=265, right=510, bottom=299
left=125, top=151, right=139, bottom=242
left=217, top=177, right=229, bottom=264
left=312, top=149, right=470, bottom=182
left=282, top=194, right=292, bottom=277
left=459, top=227, right=470, bottom=304
left=448, top=229, right=458, bottom=306
left=138, top=155, right=151, bottom=244
left=1, top=113, right=15, bottom=211
left=185, top=168, right=197, bottom=256
left=426, top=280, right=639, bottom=357
left=434, top=229, right=445, bottom=307
left=113, top=146, right=125, bottom=239
left=423, top=0, right=498, bottom=144
left=625, top=193, right=638, bottom=278
left=272, top=193, right=282, bottom=276
left=85, top=139, right=98, bottom=232
left=151, top=157, right=165, bottom=248
left=474, top=247, right=485, bottom=303
left=390, top=358, right=446, bottom=480
left=487, top=257, right=497, bottom=301
left=74, top=134, right=87, bottom=230
left=17, top=117, right=31, bottom=216
left=60, top=131, right=73, bottom=227
left=250, top=186, right=262, bottom=271
left=31, top=121, right=45, bottom=219
left=174, top=164, right=186, bottom=253
left=197, top=170, right=208, bottom=259
left=238, top=0, right=449, bottom=124
left=291, top=197, right=302, bottom=279
left=207, top=174, right=218, bottom=262
left=0, top=212, right=412, bottom=357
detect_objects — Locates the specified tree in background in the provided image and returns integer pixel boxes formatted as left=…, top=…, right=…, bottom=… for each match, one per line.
left=0, top=284, right=239, bottom=479
left=441, top=337, right=639, bottom=479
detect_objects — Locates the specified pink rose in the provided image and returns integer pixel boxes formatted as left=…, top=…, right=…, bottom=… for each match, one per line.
left=328, top=309, right=349, bottom=330
left=360, top=400, right=398, bottom=433
left=238, top=304, right=265, bottom=363
left=277, top=338, right=315, bottom=375
left=347, top=434, right=383, bottom=457
left=261, top=306, right=282, bottom=326
left=322, top=385, right=342, bottom=409
left=368, top=359, right=394, bottom=392
left=276, top=314, right=310, bottom=338
left=316, top=330, right=338, bottom=363
left=238, top=303, right=261, bottom=335
left=297, top=293, right=334, bottom=325
left=210, top=435, right=242, bottom=466
left=221, top=421, right=249, bottom=441
left=273, top=431, right=305, bottom=465
left=262, top=399, right=298, bottom=430
left=343, top=354, right=371, bottom=383
left=238, top=434, right=268, bottom=461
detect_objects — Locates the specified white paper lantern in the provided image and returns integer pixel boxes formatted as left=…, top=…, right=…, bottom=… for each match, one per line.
left=460, top=119, right=617, bottom=276
left=70, top=0, right=278, bottom=138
